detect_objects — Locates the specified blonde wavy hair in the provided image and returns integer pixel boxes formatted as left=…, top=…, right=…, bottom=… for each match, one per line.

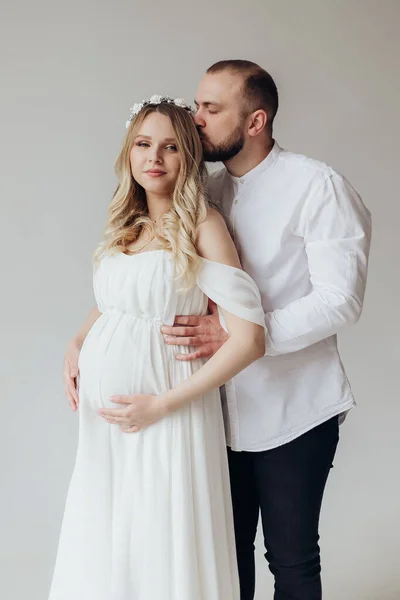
left=94, top=103, right=209, bottom=289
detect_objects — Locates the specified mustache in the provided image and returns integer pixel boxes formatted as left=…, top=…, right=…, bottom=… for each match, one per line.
left=198, top=134, right=209, bottom=145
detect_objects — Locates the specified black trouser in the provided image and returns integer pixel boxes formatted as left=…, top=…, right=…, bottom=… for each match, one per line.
left=227, top=416, right=339, bottom=600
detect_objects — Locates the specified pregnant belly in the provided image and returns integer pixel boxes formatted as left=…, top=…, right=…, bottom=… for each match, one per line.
left=77, top=313, right=173, bottom=410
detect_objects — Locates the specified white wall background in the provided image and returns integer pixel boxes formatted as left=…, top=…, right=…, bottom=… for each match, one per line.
left=1, top=1, right=399, bottom=598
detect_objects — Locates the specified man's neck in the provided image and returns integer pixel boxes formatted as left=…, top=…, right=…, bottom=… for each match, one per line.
left=224, top=138, right=275, bottom=178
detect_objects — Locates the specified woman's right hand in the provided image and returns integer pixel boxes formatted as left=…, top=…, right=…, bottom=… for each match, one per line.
left=63, top=306, right=102, bottom=410
left=63, top=338, right=82, bottom=411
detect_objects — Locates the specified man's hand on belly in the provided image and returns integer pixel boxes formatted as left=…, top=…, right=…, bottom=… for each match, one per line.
left=161, top=300, right=228, bottom=361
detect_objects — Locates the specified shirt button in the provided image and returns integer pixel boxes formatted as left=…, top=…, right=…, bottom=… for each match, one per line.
left=234, top=199, right=238, bottom=204
left=239, top=179, right=244, bottom=184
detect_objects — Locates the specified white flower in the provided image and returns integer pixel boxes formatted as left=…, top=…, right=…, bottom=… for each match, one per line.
left=125, top=95, right=192, bottom=129
left=174, top=98, right=187, bottom=108
left=149, top=95, right=163, bottom=104
left=130, top=102, right=143, bottom=115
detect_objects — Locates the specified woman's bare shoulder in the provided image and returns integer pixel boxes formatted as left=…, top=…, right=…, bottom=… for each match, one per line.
left=196, top=209, right=241, bottom=268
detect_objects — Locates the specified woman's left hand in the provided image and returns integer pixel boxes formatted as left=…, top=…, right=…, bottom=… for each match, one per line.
left=98, top=394, right=169, bottom=433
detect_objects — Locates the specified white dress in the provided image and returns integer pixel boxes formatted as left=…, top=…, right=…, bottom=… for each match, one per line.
left=49, top=249, right=265, bottom=600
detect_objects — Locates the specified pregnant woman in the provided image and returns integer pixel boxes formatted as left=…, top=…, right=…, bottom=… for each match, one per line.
left=49, top=95, right=266, bottom=600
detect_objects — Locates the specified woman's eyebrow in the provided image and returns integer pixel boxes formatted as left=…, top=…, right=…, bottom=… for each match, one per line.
left=135, top=135, right=177, bottom=142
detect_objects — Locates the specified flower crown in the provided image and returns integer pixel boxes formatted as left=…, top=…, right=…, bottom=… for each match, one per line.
left=125, top=95, right=193, bottom=129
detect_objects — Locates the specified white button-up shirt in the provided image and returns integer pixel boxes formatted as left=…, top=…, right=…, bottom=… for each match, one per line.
left=208, top=142, right=372, bottom=452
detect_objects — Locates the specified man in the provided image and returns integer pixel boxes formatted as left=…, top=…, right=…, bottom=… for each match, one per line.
left=64, top=61, right=371, bottom=599
left=160, top=60, right=371, bottom=599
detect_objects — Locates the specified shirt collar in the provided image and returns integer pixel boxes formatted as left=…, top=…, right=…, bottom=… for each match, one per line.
left=228, top=140, right=281, bottom=186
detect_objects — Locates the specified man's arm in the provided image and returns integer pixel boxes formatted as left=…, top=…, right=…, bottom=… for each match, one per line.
left=162, top=172, right=371, bottom=360
left=264, top=172, right=371, bottom=354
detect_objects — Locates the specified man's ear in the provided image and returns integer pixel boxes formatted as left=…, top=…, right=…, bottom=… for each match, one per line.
left=247, top=110, right=268, bottom=137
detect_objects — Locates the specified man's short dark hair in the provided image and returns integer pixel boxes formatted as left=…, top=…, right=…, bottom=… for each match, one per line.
left=207, top=59, right=279, bottom=131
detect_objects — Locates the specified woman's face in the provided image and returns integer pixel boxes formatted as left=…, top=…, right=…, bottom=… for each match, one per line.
left=130, top=112, right=182, bottom=197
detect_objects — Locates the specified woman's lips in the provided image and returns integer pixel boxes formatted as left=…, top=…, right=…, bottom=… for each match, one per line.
left=146, top=170, right=167, bottom=178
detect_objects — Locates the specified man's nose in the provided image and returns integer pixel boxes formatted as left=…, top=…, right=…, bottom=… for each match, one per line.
left=194, top=110, right=205, bottom=128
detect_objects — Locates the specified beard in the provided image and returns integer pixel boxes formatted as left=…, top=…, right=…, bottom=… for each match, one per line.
left=199, top=125, right=245, bottom=162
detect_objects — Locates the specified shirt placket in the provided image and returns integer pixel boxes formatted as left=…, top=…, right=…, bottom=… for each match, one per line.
left=224, top=378, right=241, bottom=451
left=229, top=178, right=247, bottom=240
left=225, top=177, right=249, bottom=451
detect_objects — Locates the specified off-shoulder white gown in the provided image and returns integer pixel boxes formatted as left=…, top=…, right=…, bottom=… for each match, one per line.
left=49, top=249, right=265, bottom=600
